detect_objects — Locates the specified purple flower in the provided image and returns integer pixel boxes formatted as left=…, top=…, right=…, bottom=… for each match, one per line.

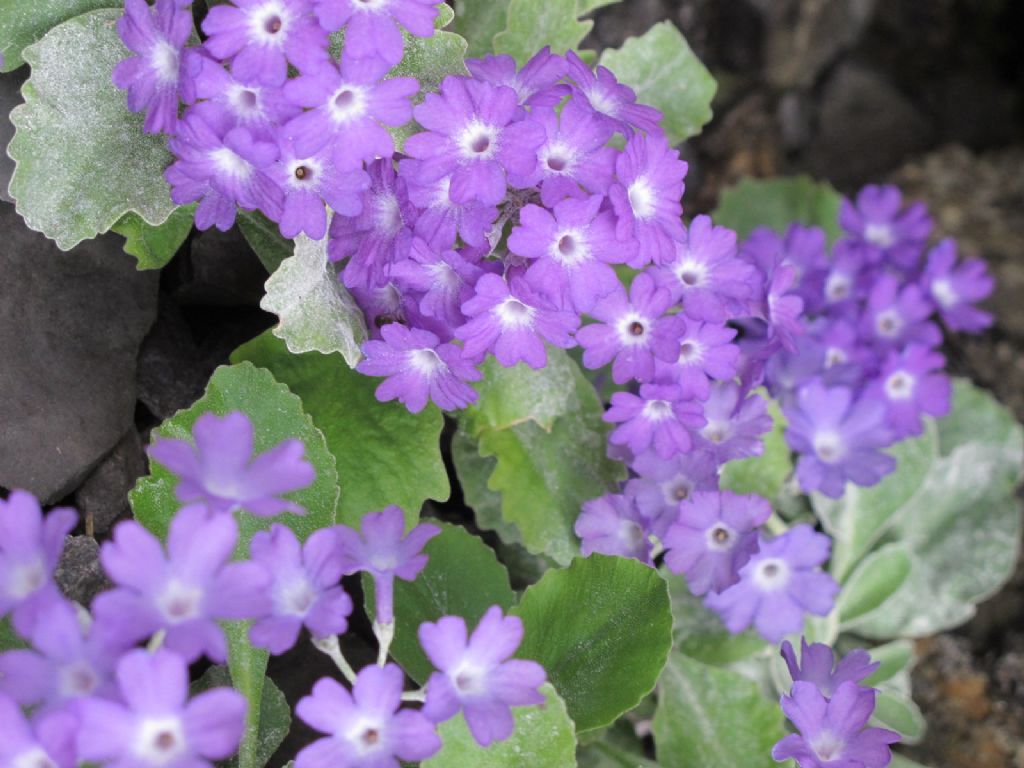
left=113, top=0, right=193, bottom=134
left=0, top=490, right=76, bottom=636
left=781, top=638, right=880, bottom=699
left=785, top=382, right=896, bottom=499
left=419, top=606, right=546, bottom=746
left=249, top=525, right=352, bottom=655
left=921, top=238, right=994, bottom=332
left=575, top=493, right=653, bottom=563
left=576, top=271, right=676, bottom=384
left=839, top=184, right=932, bottom=269
left=329, top=159, right=415, bottom=290
left=820, top=238, right=870, bottom=308
left=389, top=238, right=485, bottom=330
left=357, top=323, right=481, bottom=413
left=202, top=0, right=329, bottom=86
left=0, top=693, right=77, bottom=768
left=336, top=506, right=440, bottom=625
left=186, top=56, right=300, bottom=137
left=78, top=649, right=246, bottom=768
left=311, top=0, right=440, bottom=66
left=148, top=411, right=315, bottom=517
left=0, top=598, right=125, bottom=712
left=166, top=112, right=283, bottom=230
left=93, top=505, right=270, bottom=662
left=696, top=382, right=773, bottom=463
left=465, top=48, right=568, bottom=108
left=605, top=384, right=705, bottom=459
left=456, top=272, right=579, bottom=369
left=706, top=524, right=839, bottom=643
left=624, top=451, right=719, bottom=537
left=764, top=263, right=806, bottom=353
left=653, top=319, right=739, bottom=400
left=513, top=100, right=617, bottom=205
left=861, top=273, right=941, bottom=350
left=509, top=195, right=625, bottom=312
left=274, top=144, right=371, bottom=239
left=401, top=160, right=499, bottom=250
left=608, top=133, right=687, bottom=267
left=405, top=76, right=545, bottom=206
left=564, top=50, right=661, bottom=135
left=655, top=215, right=754, bottom=322
left=772, top=681, right=900, bottom=768
left=283, top=55, right=418, bottom=168
left=664, top=491, right=771, bottom=596
left=296, top=664, right=441, bottom=768
left=869, top=345, right=951, bottom=439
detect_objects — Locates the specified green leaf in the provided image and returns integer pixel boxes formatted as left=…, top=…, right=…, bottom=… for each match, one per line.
left=0, top=616, right=27, bottom=651
left=493, top=0, right=593, bottom=66
left=451, top=427, right=524, bottom=544
left=873, top=688, right=926, bottom=744
left=891, top=755, right=932, bottom=768
left=389, top=5, right=468, bottom=94
left=937, top=378, right=1021, bottom=456
left=652, top=652, right=784, bottom=768
left=719, top=395, right=791, bottom=499
left=237, top=209, right=292, bottom=274
left=577, top=0, right=621, bottom=13
left=424, top=683, right=576, bottom=768
left=112, top=205, right=195, bottom=271
left=8, top=9, right=179, bottom=250
left=862, top=640, right=914, bottom=687
left=578, top=741, right=660, bottom=768
left=0, top=0, right=119, bottom=73
left=454, top=0, right=511, bottom=57
left=712, top=176, right=844, bottom=244
left=837, top=543, right=912, bottom=627
left=129, top=362, right=340, bottom=547
left=511, top=554, right=673, bottom=733
left=665, top=572, right=767, bottom=665
left=259, top=232, right=367, bottom=365
left=193, top=662, right=291, bottom=768
left=364, top=521, right=515, bottom=685
left=231, top=331, right=449, bottom=529
left=598, top=22, right=716, bottom=144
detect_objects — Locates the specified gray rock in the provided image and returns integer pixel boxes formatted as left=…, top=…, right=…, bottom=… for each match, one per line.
left=75, top=429, right=147, bottom=535
left=0, top=202, right=158, bottom=501
left=0, top=67, right=26, bottom=204
left=173, top=225, right=268, bottom=308
left=136, top=295, right=209, bottom=420
left=806, top=63, right=932, bottom=187
left=55, top=535, right=109, bottom=608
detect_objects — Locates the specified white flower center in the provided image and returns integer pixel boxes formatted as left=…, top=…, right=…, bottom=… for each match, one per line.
left=248, top=1, right=291, bottom=47
left=156, top=579, right=204, bottom=624
left=135, top=717, right=187, bottom=767
left=59, top=660, right=100, bottom=698
left=210, top=147, right=253, bottom=182
left=752, top=557, right=790, bottom=591
left=275, top=574, right=317, bottom=617
left=615, top=312, right=650, bottom=346
left=675, top=259, right=707, bottom=289
left=329, top=84, right=368, bottom=125
left=451, top=660, right=488, bottom=696
left=701, top=419, right=731, bottom=445
left=287, top=157, right=321, bottom=190
left=642, top=399, right=674, bottom=422
left=824, top=347, right=847, bottom=368
left=12, top=748, right=58, bottom=768
left=458, top=120, right=500, bottom=161
left=539, top=141, right=577, bottom=175
left=676, top=338, right=704, bottom=366
left=662, top=477, right=694, bottom=504
left=627, top=177, right=656, bottom=220
left=427, top=262, right=459, bottom=292
left=7, top=558, right=46, bottom=599
left=228, top=84, right=263, bottom=120
left=931, top=277, right=959, bottom=309
left=811, top=731, right=846, bottom=762
left=884, top=371, right=915, bottom=401
left=864, top=222, right=895, bottom=248
left=813, top=430, right=844, bottom=464
left=874, top=308, right=904, bottom=339
left=351, top=0, right=391, bottom=12
left=825, top=273, right=851, bottom=301
left=348, top=718, right=387, bottom=755
left=586, top=85, right=618, bottom=117
left=705, top=524, right=736, bottom=551
left=495, top=298, right=535, bottom=330
left=408, top=348, right=447, bottom=377
left=549, top=229, right=590, bottom=267
left=149, top=40, right=179, bottom=85
left=372, top=193, right=403, bottom=237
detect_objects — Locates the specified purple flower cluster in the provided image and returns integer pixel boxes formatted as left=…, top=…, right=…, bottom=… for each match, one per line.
left=1, top=412, right=546, bottom=765
left=773, top=638, right=900, bottom=767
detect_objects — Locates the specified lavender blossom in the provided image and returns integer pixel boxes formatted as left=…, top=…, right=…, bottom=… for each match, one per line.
left=624, top=451, right=719, bottom=537
left=0, top=694, right=76, bottom=768
left=465, top=48, right=568, bottom=108
left=869, top=345, right=951, bottom=439
left=663, top=491, right=770, bottom=596
left=921, top=238, right=995, bottom=332
left=335, top=506, right=440, bottom=625
left=249, top=525, right=352, bottom=655
left=93, top=505, right=270, bottom=662
left=357, top=323, right=481, bottom=413
left=0, top=490, right=76, bottom=636
left=781, top=638, right=880, bottom=699
left=696, top=382, right=773, bottom=463
left=839, top=184, right=932, bottom=269
left=401, top=160, right=499, bottom=250
left=563, top=50, right=661, bottom=135
left=705, top=524, right=839, bottom=643
left=296, top=664, right=441, bottom=768
left=575, top=493, right=653, bottom=563
left=861, top=274, right=941, bottom=350
left=274, top=144, right=370, bottom=239
left=419, top=606, right=546, bottom=746
left=389, top=238, right=486, bottom=330
left=77, top=649, right=246, bottom=768
left=311, top=0, right=440, bottom=65
left=113, top=0, right=193, bottom=134
left=654, top=318, right=739, bottom=400
left=604, top=384, right=705, bottom=459
left=148, top=411, right=315, bottom=517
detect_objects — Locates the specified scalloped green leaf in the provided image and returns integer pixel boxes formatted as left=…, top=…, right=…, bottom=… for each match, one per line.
left=112, top=204, right=195, bottom=271
left=8, top=9, right=179, bottom=250
left=712, top=176, right=844, bottom=244
left=719, top=395, right=791, bottom=499
left=454, top=0, right=511, bottom=57
left=653, top=652, right=784, bottom=768
left=231, top=331, right=449, bottom=529
left=511, top=554, right=673, bottom=733
left=364, top=522, right=515, bottom=685
left=0, top=0, right=118, bottom=73
left=599, top=22, right=716, bottom=144
left=665, top=572, right=767, bottom=665
left=493, top=0, right=593, bottom=66
left=424, top=683, right=576, bottom=768
left=259, top=232, right=367, bottom=365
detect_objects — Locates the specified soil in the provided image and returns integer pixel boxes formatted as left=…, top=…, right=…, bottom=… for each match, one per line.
left=1, top=0, right=1022, bottom=764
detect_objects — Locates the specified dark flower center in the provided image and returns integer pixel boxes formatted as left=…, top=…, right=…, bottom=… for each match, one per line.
left=547, top=155, right=567, bottom=172
left=557, top=235, right=576, bottom=256
left=265, top=15, right=283, bottom=34
left=294, top=165, right=309, bottom=180
left=154, top=730, right=178, bottom=751
left=361, top=728, right=380, bottom=747
left=335, top=89, right=356, bottom=109
left=711, top=526, right=731, bottom=544
left=762, top=563, right=779, bottom=578
left=629, top=321, right=645, bottom=336
left=240, top=89, right=258, bottom=109
left=471, top=135, right=491, bottom=154
left=679, top=342, right=697, bottom=359
left=673, top=484, right=689, bottom=501
left=681, top=270, right=699, bottom=286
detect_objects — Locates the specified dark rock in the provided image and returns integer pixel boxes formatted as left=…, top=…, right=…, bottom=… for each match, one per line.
left=54, top=535, right=109, bottom=608
left=0, top=67, right=27, bottom=204
left=136, top=294, right=209, bottom=420
left=0, top=202, right=158, bottom=501
left=75, top=429, right=147, bottom=535
left=806, top=63, right=932, bottom=187
left=170, top=225, right=268, bottom=308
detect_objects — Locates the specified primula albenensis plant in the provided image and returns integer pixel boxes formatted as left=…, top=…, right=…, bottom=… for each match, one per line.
left=0, top=1, right=1021, bottom=767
